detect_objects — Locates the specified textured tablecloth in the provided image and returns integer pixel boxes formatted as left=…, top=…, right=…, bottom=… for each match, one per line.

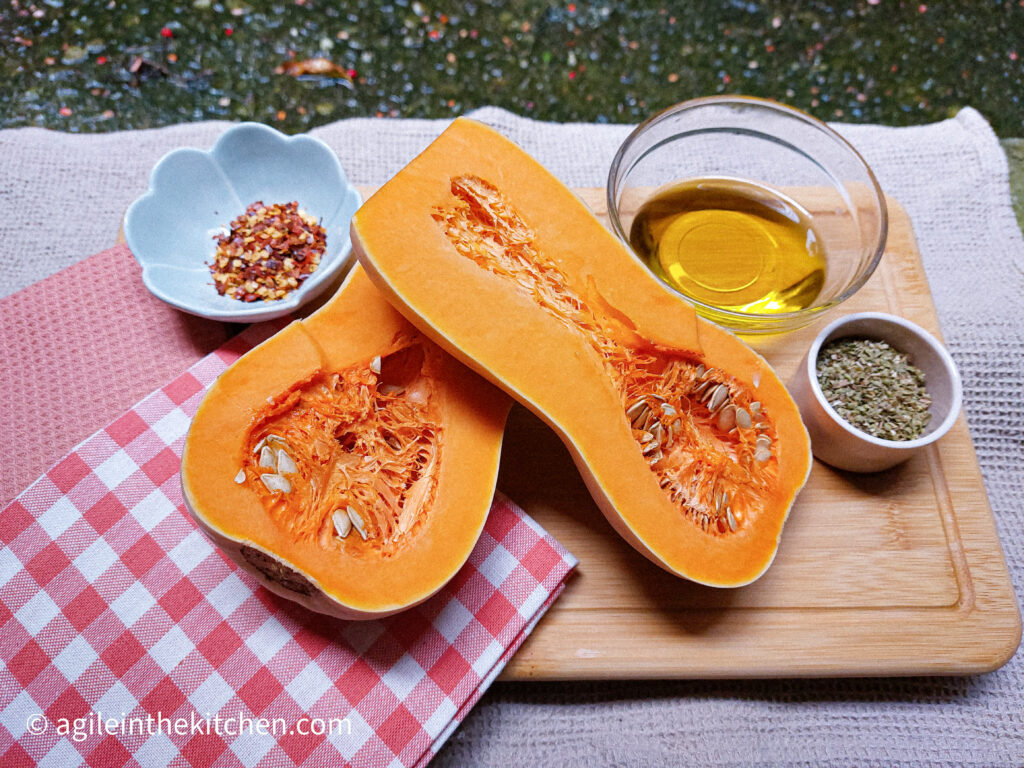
left=2, top=106, right=1023, bottom=766
left=0, top=315, right=578, bottom=766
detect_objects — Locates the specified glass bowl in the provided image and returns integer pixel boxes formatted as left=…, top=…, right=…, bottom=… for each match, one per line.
left=607, top=96, right=888, bottom=335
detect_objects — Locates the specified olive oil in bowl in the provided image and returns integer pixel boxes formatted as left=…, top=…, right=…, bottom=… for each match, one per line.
left=629, top=178, right=827, bottom=318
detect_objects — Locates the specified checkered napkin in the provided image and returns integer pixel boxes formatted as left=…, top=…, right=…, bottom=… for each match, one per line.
left=0, top=322, right=578, bottom=768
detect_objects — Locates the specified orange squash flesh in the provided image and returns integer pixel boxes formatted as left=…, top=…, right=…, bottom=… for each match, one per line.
left=352, top=118, right=812, bottom=587
left=181, top=265, right=510, bottom=618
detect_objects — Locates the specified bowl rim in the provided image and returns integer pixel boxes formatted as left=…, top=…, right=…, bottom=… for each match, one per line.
left=124, top=121, right=360, bottom=323
left=605, top=95, right=890, bottom=328
left=804, top=311, right=963, bottom=450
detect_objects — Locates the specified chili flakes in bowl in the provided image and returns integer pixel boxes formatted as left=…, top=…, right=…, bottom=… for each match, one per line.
left=209, top=200, right=327, bottom=302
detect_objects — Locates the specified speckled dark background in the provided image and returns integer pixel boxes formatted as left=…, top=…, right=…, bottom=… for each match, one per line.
left=3, top=0, right=1021, bottom=132
left=2, top=0, right=1022, bottom=223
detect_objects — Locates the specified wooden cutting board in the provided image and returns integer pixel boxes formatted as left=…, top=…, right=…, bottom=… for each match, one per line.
left=495, top=189, right=1021, bottom=679
left=120, top=188, right=1021, bottom=679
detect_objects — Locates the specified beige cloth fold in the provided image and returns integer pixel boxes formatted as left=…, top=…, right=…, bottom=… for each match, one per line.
left=2, top=107, right=1022, bottom=766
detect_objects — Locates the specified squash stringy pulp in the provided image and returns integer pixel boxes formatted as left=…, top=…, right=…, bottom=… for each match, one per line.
left=238, top=339, right=442, bottom=557
left=433, top=175, right=780, bottom=536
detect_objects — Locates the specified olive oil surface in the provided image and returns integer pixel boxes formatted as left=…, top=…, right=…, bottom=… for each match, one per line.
left=629, top=178, right=827, bottom=315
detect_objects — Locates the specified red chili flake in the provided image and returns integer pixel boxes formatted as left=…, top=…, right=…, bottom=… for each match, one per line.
left=568, top=70, right=576, bottom=80
left=225, top=26, right=234, bottom=36
left=58, top=106, right=72, bottom=116
left=428, top=29, right=440, bottom=40
left=160, top=27, right=173, bottom=38
left=96, top=55, right=107, bottom=65
left=347, top=68, right=357, bottom=79
left=208, top=201, right=326, bottom=303
left=568, top=3, right=576, bottom=12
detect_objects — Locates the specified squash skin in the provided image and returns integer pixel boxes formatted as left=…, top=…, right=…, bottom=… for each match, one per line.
left=181, top=265, right=510, bottom=619
left=351, top=118, right=812, bottom=587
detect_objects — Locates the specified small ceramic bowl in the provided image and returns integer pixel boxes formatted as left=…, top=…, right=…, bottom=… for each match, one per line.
left=789, top=312, right=963, bottom=472
left=125, top=122, right=362, bottom=323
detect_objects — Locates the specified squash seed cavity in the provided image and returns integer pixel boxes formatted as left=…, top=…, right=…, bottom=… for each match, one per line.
left=434, top=174, right=780, bottom=537
left=240, top=341, right=442, bottom=555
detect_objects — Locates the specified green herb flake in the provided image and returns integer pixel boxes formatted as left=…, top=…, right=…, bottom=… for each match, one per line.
left=815, top=337, right=932, bottom=442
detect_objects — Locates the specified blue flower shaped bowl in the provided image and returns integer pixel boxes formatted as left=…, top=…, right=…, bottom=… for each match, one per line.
left=125, top=122, right=362, bottom=322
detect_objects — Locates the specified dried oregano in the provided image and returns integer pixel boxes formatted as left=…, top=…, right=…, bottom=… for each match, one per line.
left=815, top=337, right=932, bottom=441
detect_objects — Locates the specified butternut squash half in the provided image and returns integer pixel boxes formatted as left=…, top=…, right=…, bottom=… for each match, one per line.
left=181, top=266, right=510, bottom=619
left=352, top=118, right=811, bottom=587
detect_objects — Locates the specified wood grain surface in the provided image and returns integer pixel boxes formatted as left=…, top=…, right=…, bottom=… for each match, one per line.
left=494, top=189, right=1020, bottom=679
left=121, top=187, right=1021, bottom=679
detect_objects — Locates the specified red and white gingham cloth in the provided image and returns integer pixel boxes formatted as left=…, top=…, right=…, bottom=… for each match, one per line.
left=0, top=322, right=577, bottom=768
